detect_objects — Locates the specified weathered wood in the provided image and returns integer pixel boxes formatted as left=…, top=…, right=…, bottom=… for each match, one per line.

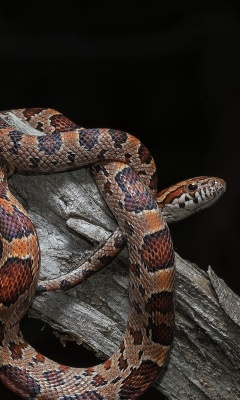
left=9, top=168, right=240, bottom=400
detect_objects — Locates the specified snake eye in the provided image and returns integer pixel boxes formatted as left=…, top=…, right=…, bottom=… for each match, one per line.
left=188, top=183, right=197, bottom=191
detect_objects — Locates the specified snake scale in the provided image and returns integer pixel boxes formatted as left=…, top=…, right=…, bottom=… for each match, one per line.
left=0, top=108, right=226, bottom=399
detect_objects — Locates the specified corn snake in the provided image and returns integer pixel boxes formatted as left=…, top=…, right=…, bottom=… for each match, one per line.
left=0, top=108, right=226, bottom=399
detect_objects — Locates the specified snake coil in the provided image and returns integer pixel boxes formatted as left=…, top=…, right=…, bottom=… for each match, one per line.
left=0, top=108, right=226, bottom=399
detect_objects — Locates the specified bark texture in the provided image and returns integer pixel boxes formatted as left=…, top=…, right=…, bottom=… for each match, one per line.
left=9, top=168, right=240, bottom=400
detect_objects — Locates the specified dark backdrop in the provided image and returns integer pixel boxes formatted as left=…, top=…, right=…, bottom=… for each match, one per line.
left=0, top=2, right=239, bottom=399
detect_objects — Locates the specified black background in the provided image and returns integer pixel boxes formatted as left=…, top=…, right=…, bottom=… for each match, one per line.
left=0, top=1, right=240, bottom=399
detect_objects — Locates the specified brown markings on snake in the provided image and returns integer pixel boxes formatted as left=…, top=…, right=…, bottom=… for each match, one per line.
left=132, top=300, right=142, bottom=315
left=97, top=148, right=108, bottom=160
left=81, top=268, right=94, bottom=280
left=142, top=226, right=175, bottom=272
left=147, top=320, right=174, bottom=346
left=139, top=284, right=146, bottom=296
left=114, top=233, right=126, bottom=248
left=0, top=182, right=9, bottom=200
left=29, top=156, right=41, bottom=168
left=159, top=186, right=183, bottom=206
left=79, top=129, right=100, bottom=150
left=145, top=291, right=174, bottom=314
left=115, top=166, right=137, bottom=187
left=138, top=143, right=158, bottom=191
left=98, top=254, right=115, bottom=264
left=67, top=152, right=76, bottom=164
left=60, top=365, right=71, bottom=372
left=94, top=164, right=109, bottom=177
left=130, top=262, right=141, bottom=278
left=118, top=353, right=128, bottom=371
left=83, top=367, right=94, bottom=377
left=103, top=359, right=112, bottom=370
left=108, top=130, right=127, bottom=148
left=138, top=143, right=153, bottom=165
left=115, top=166, right=156, bottom=213
left=33, top=353, right=46, bottom=364
left=22, top=108, right=45, bottom=121
left=103, top=180, right=112, bottom=197
left=124, top=220, right=135, bottom=236
left=149, top=170, right=158, bottom=192
left=0, top=117, right=9, bottom=129
left=90, top=374, right=108, bottom=387
left=38, top=133, right=62, bottom=155
left=124, top=152, right=132, bottom=164
left=118, top=340, right=128, bottom=371
left=59, top=280, right=72, bottom=291
left=9, top=131, right=23, bottom=154
left=0, top=160, right=10, bottom=179
left=0, top=365, right=41, bottom=396
left=43, top=370, right=65, bottom=387
left=146, top=294, right=175, bottom=346
left=36, top=121, right=45, bottom=132
left=9, top=341, right=28, bottom=360
left=128, top=324, right=143, bottom=345
left=0, top=205, right=34, bottom=242
left=50, top=114, right=79, bottom=133
left=118, top=360, right=161, bottom=399
left=0, top=258, right=33, bottom=306
left=92, top=165, right=112, bottom=192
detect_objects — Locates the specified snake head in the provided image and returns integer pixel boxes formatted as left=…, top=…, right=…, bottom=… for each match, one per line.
left=157, top=176, right=226, bottom=223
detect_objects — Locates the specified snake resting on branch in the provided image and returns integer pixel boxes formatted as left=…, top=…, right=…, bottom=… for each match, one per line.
left=0, top=108, right=226, bottom=399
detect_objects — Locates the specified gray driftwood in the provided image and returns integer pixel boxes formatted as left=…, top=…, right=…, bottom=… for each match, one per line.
left=9, top=168, right=240, bottom=400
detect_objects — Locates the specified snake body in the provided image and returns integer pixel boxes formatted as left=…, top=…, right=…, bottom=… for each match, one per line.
left=0, top=108, right=226, bottom=399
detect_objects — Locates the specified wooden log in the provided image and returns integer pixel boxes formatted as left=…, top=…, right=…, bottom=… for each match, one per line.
left=9, top=168, right=240, bottom=400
